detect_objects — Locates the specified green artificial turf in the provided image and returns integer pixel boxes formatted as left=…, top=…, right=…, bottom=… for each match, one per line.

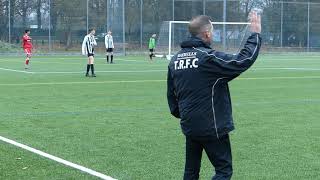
left=0, top=54, right=319, bottom=179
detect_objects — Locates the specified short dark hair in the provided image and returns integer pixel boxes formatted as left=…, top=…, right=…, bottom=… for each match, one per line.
left=88, top=28, right=95, bottom=33
left=25, top=29, right=30, bottom=33
left=188, top=15, right=212, bottom=36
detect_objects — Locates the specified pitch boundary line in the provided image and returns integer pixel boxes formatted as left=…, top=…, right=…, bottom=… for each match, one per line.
left=0, top=67, right=34, bottom=74
left=1, top=66, right=320, bottom=75
left=0, top=60, right=155, bottom=66
left=0, top=76, right=320, bottom=86
left=0, top=58, right=144, bottom=65
left=238, top=76, right=320, bottom=80
left=0, top=57, right=140, bottom=61
left=0, top=67, right=167, bottom=74
left=0, top=80, right=166, bottom=86
left=253, top=67, right=320, bottom=71
left=35, top=70, right=167, bottom=74
left=0, top=135, right=116, bottom=180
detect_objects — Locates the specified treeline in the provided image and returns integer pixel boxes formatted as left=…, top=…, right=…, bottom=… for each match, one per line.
left=0, top=0, right=319, bottom=49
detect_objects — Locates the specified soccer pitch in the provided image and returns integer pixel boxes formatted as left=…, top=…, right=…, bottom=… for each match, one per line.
left=0, top=54, right=319, bottom=180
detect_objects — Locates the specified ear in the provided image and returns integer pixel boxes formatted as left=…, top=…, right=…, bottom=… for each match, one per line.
left=204, top=31, right=210, bottom=39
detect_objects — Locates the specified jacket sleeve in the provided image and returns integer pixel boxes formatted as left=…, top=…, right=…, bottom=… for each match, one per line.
left=203, top=33, right=262, bottom=79
left=167, top=67, right=180, bottom=119
left=81, top=36, right=87, bottom=55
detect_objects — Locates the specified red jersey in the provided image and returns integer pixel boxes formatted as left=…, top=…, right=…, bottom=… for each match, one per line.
left=22, top=34, right=32, bottom=49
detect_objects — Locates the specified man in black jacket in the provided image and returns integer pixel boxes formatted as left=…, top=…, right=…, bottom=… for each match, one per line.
left=167, top=12, right=262, bottom=180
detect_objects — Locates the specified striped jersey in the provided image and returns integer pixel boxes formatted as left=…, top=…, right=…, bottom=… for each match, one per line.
left=82, top=34, right=97, bottom=55
left=105, top=34, right=114, bottom=49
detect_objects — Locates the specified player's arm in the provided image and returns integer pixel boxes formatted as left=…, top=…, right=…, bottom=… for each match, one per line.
left=167, top=67, right=180, bottom=119
left=148, top=38, right=151, bottom=49
left=30, top=37, right=34, bottom=50
left=22, top=36, right=26, bottom=48
left=149, top=39, right=154, bottom=49
left=153, top=39, right=156, bottom=49
left=104, top=36, right=108, bottom=48
left=93, top=36, right=97, bottom=46
left=81, top=36, right=87, bottom=55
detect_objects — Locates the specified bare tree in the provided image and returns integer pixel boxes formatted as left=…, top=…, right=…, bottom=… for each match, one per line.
left=36, top=0, right=41, bottom=30
left=52, top=0, right=86, bottom=50
left=126, top=0, right=140, bottom=41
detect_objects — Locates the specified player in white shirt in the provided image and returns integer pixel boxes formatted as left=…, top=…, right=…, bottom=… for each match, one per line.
left=105, top=30, right=114, bottom=64
left=82, top=28, right=97, bottom=77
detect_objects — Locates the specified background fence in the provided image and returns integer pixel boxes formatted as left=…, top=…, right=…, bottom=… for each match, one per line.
left=0, top=0, right=320, bottom=55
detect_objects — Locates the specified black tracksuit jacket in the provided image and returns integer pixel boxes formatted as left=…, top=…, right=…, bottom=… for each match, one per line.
left=167, top=33, right=262, bottom=138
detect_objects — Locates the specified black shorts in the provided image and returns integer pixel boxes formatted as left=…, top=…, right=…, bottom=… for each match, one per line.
left=106, top=48, right=113, bottom=53
left=149, top=49, right=154, bottom=53
left=87, top=48, right=94, bottom=57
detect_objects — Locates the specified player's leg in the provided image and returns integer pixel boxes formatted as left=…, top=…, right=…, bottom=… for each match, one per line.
left=149, top=49, right=153, bottom=60
left=110, top=49, right=114, bottom=63
left=152, top=50, right=155, bottom=57
left=24, top=49, right=31, bottom=69
left=86, top=55, right=92, bottom=77
left=25, top=54, right=30, bottom=69
left=89, top=56, right=96, bottom=77
left=106, top=49, right=109, bottom=63
left=203, top=134, right=233, bottom=180
left=86, top=52, right=93, bottom=77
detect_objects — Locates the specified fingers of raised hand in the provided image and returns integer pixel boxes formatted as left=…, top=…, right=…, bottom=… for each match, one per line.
left=251, top=11, right=258, bottom=24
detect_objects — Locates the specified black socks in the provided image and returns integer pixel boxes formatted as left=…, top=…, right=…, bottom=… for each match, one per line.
left=86, top=64, right=95, bottom=76
left=107, top=55, right=114, bottom=63
left=91, top=64, right=94, bottom=75
left=86, top=64, right=90, bottom=74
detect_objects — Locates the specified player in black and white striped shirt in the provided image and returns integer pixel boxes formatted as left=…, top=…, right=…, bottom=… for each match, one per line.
left=105, top=30, right=114, bottom=64
left=82, top=28, right=97, bottom=77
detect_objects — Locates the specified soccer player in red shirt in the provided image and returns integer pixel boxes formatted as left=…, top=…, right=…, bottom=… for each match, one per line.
left=22, top=29, right=32, bottom=69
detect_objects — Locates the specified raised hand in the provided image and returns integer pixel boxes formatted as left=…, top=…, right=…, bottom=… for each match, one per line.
left=249, top=11, right=261, bottom=34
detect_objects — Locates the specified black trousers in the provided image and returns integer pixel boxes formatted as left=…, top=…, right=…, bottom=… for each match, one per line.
left=184, top=134, right=232, bottom=180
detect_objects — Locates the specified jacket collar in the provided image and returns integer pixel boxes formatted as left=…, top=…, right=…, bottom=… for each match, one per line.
left=181, top=36, right=212, bottom=49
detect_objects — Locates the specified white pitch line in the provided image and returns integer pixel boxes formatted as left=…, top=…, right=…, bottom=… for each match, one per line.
left=34, top=70, right=167, bottom=74
left=238, top=76, right=320, bottom=80
left=0, top=67, right=34, bottom=74
left=0, top=58, right=143, bottom=65
left=0, top=60, right=146, bottom=66
left=253, top=67, right=320, bottom=71
left=0, top=135, right=117, bottom=180
left=0, top=76, right=320, bottom=86
left=259, top=58, right=320, bottom=61
left=2, top=66, right=320, bottom=75
left=0, top=67, right=166, bottom=74
left=0, top=80, right=166, bottom=86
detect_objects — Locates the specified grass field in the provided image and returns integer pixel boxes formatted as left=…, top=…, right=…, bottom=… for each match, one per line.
left=0, top=54, right=319, bottom=180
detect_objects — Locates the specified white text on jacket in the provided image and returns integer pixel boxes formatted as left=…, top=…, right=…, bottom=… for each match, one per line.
left=175, top=52, right=199, bottom=70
